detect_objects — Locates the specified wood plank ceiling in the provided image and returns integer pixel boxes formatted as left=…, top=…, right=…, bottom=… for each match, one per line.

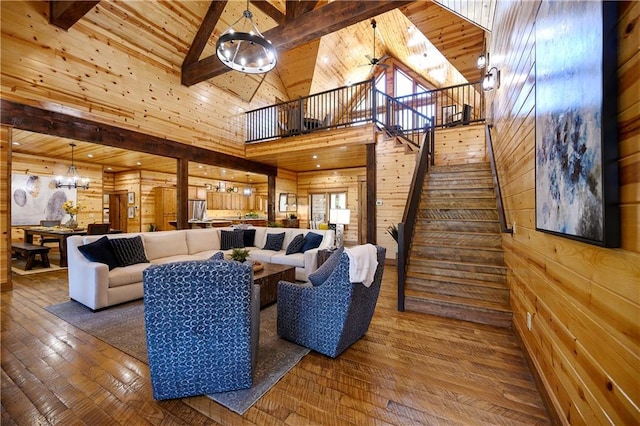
left=9, top=0, right=491, bottom=184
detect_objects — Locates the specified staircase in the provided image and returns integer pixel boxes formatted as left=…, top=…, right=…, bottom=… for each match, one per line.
left=404, top=162, right=512, bottom=328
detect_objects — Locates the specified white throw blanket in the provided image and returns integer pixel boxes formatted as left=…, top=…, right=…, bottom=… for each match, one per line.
left=345, top=244, right=378, bottom=287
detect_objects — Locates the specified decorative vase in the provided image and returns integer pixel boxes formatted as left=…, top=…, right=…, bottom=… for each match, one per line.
left=65, top=215, right=78, bottom=229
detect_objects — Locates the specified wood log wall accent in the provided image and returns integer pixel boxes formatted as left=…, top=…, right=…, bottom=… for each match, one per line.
left=1, top=126, right=11, bottom=291
left=490, top=1, right=639, bottom=423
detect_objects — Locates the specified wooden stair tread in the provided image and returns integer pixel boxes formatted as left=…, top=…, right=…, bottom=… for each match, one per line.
left=406, top=271, right=508, bottom=290
left=405, top=289, right=512, bottom=312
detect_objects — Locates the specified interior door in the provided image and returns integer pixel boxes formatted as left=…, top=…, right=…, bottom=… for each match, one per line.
left=108, top=193, right=128, bottom=232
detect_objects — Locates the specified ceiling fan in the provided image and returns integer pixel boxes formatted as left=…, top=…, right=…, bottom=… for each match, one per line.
left=360, top=19, right=389, bottom=73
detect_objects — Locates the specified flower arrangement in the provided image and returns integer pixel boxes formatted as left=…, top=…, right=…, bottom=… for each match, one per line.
left=62, top=200, right=85, bottom=215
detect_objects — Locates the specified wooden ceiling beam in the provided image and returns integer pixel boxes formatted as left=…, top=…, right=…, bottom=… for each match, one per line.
left=0, top=99, right=277, bottom=177
left=182, top=0, right=227, bottom=71
left=251, top=0, right=285, bottom=24
left=182, top=0, right=412, bottom=87
left=49, top=0, right=100, bottom=30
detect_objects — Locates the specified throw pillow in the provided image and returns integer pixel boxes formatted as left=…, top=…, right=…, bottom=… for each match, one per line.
left=220, top=230, right=245, bottom=250
left=208, top=251, right=224, bottom=261
left=308, top=247, right=344, bottom=286
left=263, top=232, right=285, bottom=251
left=285, top=234, right=305, bottom=255
left=242, top=229, right=256, bottom=247
left=109, top=235, right=149, bottom=267
left=77, top=236, right=120, bottom=270
left=301, top=232, right=324, bottom=252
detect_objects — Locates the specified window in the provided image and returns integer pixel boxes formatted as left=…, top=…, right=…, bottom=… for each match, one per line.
left=395, top=69, right=413, bottom=97
left=309, top=191, right=347, bottom=225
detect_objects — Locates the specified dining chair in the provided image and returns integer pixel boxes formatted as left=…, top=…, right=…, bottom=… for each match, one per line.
left=39, top=220, right=61, bottom=248
left=87, top=223, right=111, bottom=235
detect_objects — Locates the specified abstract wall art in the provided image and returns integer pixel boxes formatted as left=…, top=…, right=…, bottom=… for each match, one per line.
left=534, top=1, right=619, bottom=247
left=11, top=174, right=76, bottom=226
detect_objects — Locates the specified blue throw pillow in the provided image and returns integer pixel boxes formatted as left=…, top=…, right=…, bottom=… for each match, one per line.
left=242, top=229, right=256, bottom=247
left=109, top=235, right=149, bottom=267
left=263, top=232, right=285, bottom=251
left=208, top=251, right=224, bottom=261
left=301, top=232, right=323, bottom=252
left=77, top=236, right=120, bottom=270
left=285, top=234, right=305, bottom=255
left=221, top=230, right=244, bottom=250
left=308, top=247, right=344, bottom=286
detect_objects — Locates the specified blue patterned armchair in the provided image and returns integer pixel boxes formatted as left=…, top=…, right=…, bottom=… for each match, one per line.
left=143, top=260, right=260, bottom=400
left=277, top=245, right=386, bottom=358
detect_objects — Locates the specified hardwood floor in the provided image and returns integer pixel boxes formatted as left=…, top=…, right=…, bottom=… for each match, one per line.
left=1, top=264, right=551, bottom=425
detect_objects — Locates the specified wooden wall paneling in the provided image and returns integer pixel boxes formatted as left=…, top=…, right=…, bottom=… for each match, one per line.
left=0, top=1, right=289, bottom=157
left=433, top=124, right=487, bottom=165
left=1, top=126, right=11, bottom=291
left=375, top=134, right=415, bottom=258
left=491, top=0, right=640, bottom=423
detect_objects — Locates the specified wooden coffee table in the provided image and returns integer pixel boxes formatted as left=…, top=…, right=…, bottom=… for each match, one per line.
left=253, top=262, right=296, bottom=308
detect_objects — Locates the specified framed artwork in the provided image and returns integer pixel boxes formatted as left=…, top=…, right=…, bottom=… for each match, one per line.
left=219, top=182, right=226, bottom=192
left=534, top=1, right=619, bottom=247
left=128, top=192, right=135, bottom=204
left=442, top=105, right=457, bottom=126
left=103, top=194, right=109, bottom=206
left=128, top=206, right=135, bottom=219
left=10, top=174, right=76, bottom=226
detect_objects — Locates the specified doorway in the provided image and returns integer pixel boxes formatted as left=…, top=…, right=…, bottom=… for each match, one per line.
left=108, top=193, right=128, bottom=232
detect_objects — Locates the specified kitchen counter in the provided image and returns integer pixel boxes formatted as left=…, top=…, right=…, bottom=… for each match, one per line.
left=169, top=220, right=232, bottom=229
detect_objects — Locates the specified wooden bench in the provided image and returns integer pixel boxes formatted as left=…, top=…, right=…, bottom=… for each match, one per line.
left=11, top=242, right=51, bottom=270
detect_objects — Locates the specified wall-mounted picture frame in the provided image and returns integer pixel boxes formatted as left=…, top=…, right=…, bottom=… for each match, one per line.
left=534, top=1, right=619, bottom=247
left=233, top=186, right=238, bottom=193
left=103, top=194, right=109, bottom=206
left=128, top=206, right=135, bottom=219
left=128, top=192, right=135, bottom=204
left=219, top=182, right=226, bottom=192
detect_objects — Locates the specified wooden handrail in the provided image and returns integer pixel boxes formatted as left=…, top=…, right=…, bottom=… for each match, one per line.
left=486, top=124, right=513, bottom=234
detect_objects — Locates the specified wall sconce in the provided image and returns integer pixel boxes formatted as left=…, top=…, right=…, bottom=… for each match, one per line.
left=477, top=52, right=488, bottom=69
left=482, top=67, right=501, bottom=91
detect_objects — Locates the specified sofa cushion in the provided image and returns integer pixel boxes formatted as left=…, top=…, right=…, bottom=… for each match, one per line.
left=143, top=231, right=188, bottom=260
left=263, top=232, right=285, bottom=251
left=302, top=232, right=324, bottom=252
left=308, top=247, right=344, bottom=286
left=286, top=234, right=305, bottom=255
left=108, top=262, right=150, bottom=288
left=110, top=235, right=149, bottom=267
left=243, top=229, right=256, bottom=247
left=221, top=230, right=245, bottom=250
left=186, top=228, right=220, bottom=255
left=77, top=236, right=120, bottom=270
left=270, top=252, right=305, bottom=268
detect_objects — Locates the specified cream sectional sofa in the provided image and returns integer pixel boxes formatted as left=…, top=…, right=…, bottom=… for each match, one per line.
left=66, top=226, right=335, bottom=310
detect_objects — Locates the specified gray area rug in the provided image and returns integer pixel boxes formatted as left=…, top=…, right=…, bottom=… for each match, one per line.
left=45, top=299, right=309, bottom=415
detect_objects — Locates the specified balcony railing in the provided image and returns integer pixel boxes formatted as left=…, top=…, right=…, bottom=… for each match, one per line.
left=245, top=79, right=484, bottom=143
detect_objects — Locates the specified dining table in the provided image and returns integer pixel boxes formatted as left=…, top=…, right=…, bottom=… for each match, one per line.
left=21, top=226, right=121, bottom=267
left=21, top=226, right=87, bottom=267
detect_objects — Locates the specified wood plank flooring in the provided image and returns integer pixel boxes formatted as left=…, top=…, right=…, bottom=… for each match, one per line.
left=1, top=264, right=551, bottom=425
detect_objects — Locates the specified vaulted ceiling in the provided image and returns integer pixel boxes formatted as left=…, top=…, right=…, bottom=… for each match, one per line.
left=9, top=0, right=493, bottom=182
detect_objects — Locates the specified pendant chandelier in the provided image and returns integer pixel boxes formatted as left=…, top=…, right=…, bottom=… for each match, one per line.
left=215, top=0, right=277, bottom=74
left=55, top=143, right=90, bottom=190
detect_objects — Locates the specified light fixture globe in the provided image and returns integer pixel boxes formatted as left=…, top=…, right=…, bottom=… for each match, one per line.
left=216, top=9, right=277, bottom=74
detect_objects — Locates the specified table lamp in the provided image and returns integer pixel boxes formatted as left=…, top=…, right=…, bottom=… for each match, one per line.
left=329, top=208, right=351, bottom=247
